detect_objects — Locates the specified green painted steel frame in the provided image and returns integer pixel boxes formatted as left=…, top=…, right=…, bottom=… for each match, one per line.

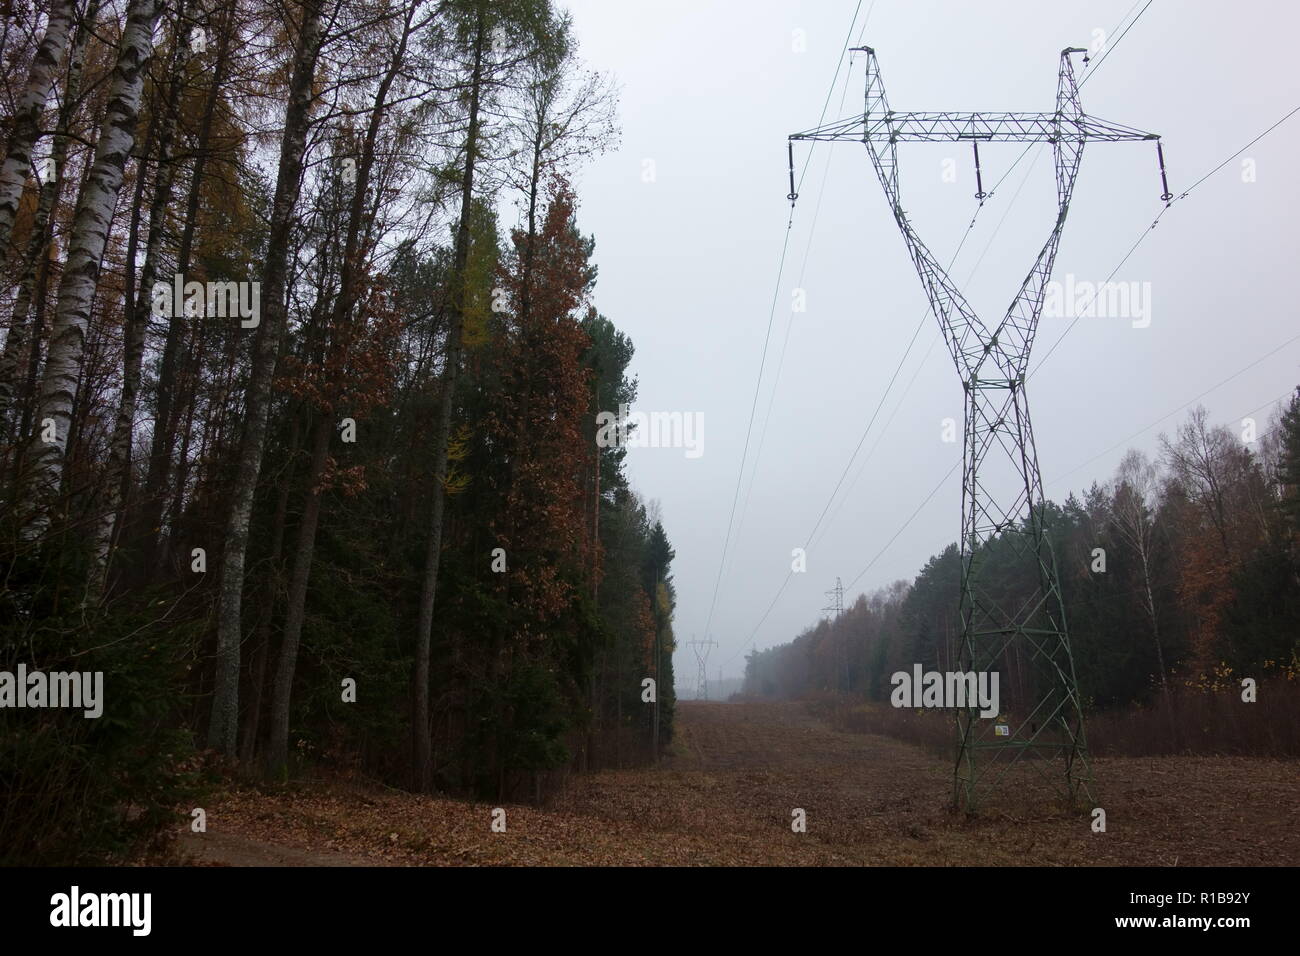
left=791, top=47, right=1161, bottom=810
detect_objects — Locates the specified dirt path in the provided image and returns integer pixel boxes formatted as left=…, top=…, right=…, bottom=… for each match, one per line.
left=179, top=829, right=384, bottom=867
left=173, top=700, right=1299, bottom=866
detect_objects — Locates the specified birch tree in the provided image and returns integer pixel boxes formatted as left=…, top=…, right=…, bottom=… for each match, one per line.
left=1112, top=449, right=1172, bottom=711
left=23, top=0, right=166, bottom=540
left=0, top=0, right=75, bottom=258
left=91, top=0, right=198, bottom=599
left=0, top=0, right=101, bottom=440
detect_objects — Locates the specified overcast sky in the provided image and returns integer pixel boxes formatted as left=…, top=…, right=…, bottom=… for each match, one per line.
left=557, top=0, right=1300, bottom=684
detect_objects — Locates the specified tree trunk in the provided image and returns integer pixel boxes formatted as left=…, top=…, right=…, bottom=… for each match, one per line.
left=23, top=0, right=165, bottom=541
left=413, top=4, right=486, bottom=792
left=90, top=2, right=191, bottom=599
left=208, top=0, right=324, bottom=757
left=239, top=411, right=301, bottom=767
left=0, top=0, right=75, bottom=257
left=136, top=0, right=236, bottom=573
left=262, top=3, right=418, bottom=777
left=264, top=416, right=330, bottom=776
left=1139, top=549, right=1176, bottom=744
left=0, top=0, right=99, bottom=442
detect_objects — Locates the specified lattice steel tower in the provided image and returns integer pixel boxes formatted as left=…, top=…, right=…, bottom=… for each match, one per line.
left=685, top=635, right=718, bottom=701
left=823, top=577, right=846, bottom=691
left=791, top=47, right=1163, bottom=810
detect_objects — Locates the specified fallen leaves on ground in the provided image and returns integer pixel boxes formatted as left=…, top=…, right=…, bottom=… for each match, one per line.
left=171, top=700, right=1299, bottom=866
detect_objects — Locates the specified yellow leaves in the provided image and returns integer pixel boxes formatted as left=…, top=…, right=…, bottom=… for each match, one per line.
left=447, top=424, right=471, bottom=462
left=461, top=209, right=501, bottom=350
left=461, top=285, right=493, bottom=349
left=442, top=425, right=473, bottom=497
left=442, top=471, right=471, bottom=497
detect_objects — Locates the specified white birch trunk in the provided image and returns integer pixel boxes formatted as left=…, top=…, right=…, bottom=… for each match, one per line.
left=0, top=0, right=98, bottom=437
left=23, top=0, right=165, bottom=541
left=89, top=4, right=192, bottom=600
left=0, top=0, right=76, bottom=258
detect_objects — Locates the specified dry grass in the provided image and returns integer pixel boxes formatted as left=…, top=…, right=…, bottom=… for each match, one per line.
left=1087, top=677, right=1300, bottom=757
left=822, top=678, right=1300, bottom=759
left=161, top=699, right=1299, bottom=866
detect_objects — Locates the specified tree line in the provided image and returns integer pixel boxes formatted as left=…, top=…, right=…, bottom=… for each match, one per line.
left=0, top=0, right=677, bottom=863
left=744, top=397, right=1300, bottom=730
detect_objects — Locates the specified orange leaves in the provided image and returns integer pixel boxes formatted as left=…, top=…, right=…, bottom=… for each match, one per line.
left=484, top=175, right=598, bottom=625
left=314, top=457, right=367, bottom=497
left=275, top=275, right=401, bottom=416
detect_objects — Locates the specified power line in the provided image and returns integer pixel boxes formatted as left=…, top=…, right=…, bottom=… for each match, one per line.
left=699, top=212, right=795, bottom=646
left=766, top=141, right=1017, bottom=569
left=737, top=104, right=1300, bottom=671
left=721, top=295, right=937, bottom=669
left=759, top=91, right=1044, bottom=564
left=727, top=3, right=879, bottom=583
left=844, top=461, right=957, bottom=593
left=728, top=66, right=859, bottom=579
left=1242, top=392, right=1298, bottom=426
left=698, top=2, right=870, bottom=646
left=728, top=450, right=960, bottom=670
left=1033, top=101, right=1300, bottom=376
left=810, top=144, right=1046, bottom=550
left=1178, top=105, right=1300, bottom=196
left=836, top=375, right=1300, bottom=621
left=1045, top=333, right=1300, bottom=488
left=842, top=393, right=1296, bottom=633
left=1078, top=0, right=1152, bottom=86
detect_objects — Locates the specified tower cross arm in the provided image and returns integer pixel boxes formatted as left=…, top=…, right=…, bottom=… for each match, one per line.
left=791, top=111, right=1158, bottom=144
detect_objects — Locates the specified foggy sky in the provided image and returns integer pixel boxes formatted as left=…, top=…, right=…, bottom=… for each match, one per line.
left=559, top=0, right=1300, bottom=683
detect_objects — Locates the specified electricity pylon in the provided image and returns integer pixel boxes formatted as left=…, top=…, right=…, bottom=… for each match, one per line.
left=791, top=47, right=1164, bottom=811
left=685, top=636, right=717, bottom=701
left=822, top=577, right=845, bottom=691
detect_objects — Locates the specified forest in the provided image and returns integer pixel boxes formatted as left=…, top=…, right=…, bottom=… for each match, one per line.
left=745, top=398, right=1300, bottom=753
left=0, top=0, right=679, bottom=865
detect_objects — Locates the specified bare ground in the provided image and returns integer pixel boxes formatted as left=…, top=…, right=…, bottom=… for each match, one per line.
left=171, top=699, right=1299, bottom=866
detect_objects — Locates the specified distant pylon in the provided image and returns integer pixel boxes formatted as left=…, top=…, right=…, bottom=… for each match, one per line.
left=822, top=577, right=845, bottom=692
left=685, top=635, right=718, bottom=701
left=822, top=577, right=844, bottom=617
